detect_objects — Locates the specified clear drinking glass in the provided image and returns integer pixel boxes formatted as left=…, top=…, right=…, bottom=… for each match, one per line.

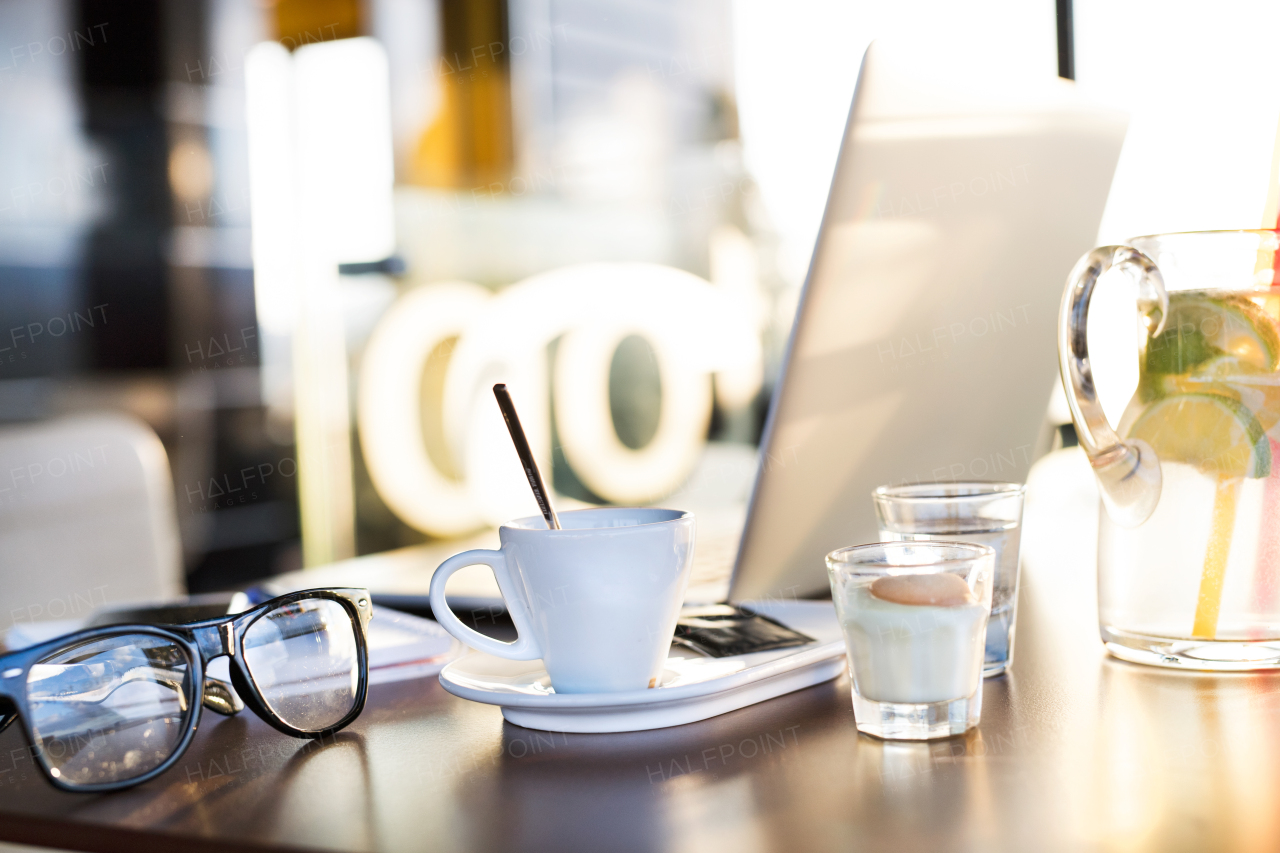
left=827, top=542, right=994, bottom=740
left=873, top=482, right=1026, bottom=676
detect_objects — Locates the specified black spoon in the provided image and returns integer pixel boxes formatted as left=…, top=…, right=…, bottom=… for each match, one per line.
left=492, top=383, right=561, bottom=530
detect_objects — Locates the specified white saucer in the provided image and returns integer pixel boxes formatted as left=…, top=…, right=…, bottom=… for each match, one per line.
left=438, top=600, right=846, bottom=733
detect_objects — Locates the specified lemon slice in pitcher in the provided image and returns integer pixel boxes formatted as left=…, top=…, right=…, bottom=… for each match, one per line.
left=1154, top=351, right=1280, bottom=434
left=1128, top=393, right=1271, bottom=478
left=1146, top=293, right=1280, bottom=377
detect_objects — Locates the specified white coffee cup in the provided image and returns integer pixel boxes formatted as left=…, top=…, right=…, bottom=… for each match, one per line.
left=428, top=507, right=695, bottom=694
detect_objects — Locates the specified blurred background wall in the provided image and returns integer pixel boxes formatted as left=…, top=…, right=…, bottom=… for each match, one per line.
left=3, top=0, right=1280, bottom=596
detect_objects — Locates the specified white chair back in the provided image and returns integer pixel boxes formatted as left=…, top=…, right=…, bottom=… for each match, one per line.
left=0, top=413, right=182, bottom=637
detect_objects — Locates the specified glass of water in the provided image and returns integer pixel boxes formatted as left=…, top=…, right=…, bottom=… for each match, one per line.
left=827, top=541, right=994, bottom=740
left=873, top=482, right=1026, bottom=677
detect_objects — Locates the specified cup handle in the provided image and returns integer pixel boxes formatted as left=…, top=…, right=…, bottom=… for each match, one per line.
left=428, top=549, right=544, bottom=660
left=1058, top=245, right=1168, bottom=527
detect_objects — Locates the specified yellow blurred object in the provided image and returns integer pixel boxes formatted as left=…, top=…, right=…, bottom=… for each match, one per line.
left=271, top=0, right=362, bottom=49
left=412, top=0, right=513, bottom=189
left=1264, top=113, right=1280, bottom=230
left=1254, top=114, right=1280, bottom=278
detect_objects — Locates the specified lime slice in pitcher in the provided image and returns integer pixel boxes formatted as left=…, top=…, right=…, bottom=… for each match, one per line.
left=1129, top=392, right=1271, bottom=478
left=1145, top=294, right=1280, bottom=377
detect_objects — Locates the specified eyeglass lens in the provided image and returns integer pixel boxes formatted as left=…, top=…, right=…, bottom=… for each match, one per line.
left=26, top=634, right=195, bottom=787
left=242, top=598, right=359, bottom=732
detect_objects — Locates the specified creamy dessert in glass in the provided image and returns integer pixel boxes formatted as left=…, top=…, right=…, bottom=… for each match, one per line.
left=827, top=541, right=994, bottom=740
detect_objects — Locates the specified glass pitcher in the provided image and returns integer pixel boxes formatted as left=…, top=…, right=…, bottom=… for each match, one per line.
left=1060, top=230, right=1280, bottom=670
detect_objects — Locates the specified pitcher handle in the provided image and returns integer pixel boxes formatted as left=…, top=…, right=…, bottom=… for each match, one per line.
left=1058, top=245, right=1169, bottom=527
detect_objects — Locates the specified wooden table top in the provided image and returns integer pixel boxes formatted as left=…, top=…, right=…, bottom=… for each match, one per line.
left=3, top=449, right=1280, bottom=853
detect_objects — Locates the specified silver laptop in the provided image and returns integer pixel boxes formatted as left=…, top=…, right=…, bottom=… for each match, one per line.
left=728, top=41, right=1127, bottom=601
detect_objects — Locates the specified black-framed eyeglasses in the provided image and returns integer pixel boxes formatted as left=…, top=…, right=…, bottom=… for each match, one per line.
left=0, top=588, right=372, bottom=793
